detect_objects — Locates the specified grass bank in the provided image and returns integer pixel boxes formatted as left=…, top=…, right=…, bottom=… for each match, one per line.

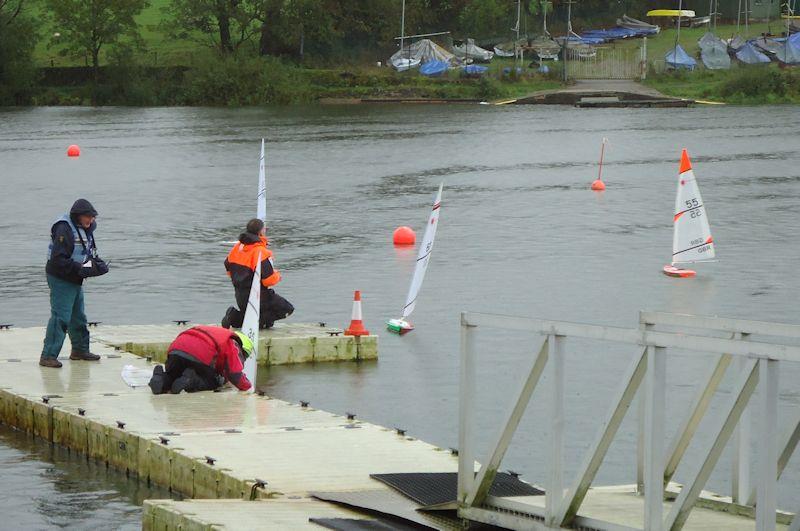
left=614, top=23, right=800, bottom=104
left=30, top=55, right=561, bottom=106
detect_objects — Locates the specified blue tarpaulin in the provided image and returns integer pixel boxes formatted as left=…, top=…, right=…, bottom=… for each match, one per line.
left=735, top=42, right=771, bottom=64
left=776, top=32, right=800, bottom=64
left=463, top=64, right=489, bottom=76
left=665, top=44, right=697, bottom=70
left=419, top=60, right=450, bottom=77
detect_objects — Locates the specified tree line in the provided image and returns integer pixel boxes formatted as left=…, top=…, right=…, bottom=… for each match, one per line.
left=1, top=0, right=669, bottom=104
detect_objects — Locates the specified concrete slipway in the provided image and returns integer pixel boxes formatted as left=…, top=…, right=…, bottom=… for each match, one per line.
left=0, top=325, right=788, bottom=529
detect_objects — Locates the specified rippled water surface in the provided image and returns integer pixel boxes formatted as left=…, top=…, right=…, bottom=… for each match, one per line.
left=1, top=104, right=799, bottom=520
left=0, top=424, right=175, bottom=529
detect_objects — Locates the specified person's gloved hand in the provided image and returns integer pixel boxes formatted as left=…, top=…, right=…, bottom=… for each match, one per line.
left=94, top=257, right=109, bottom=276
left=78, top=259, right=107, bottom=278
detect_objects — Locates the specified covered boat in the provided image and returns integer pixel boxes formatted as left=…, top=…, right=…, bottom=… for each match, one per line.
left=530, top=34, right=561, bottom=61
left=699, top=33, right=731, bottom=69
left=665, top=44, right=697, bottom=70
left=616, top=15, right=661, bottom=34
left=493, top=44, right=515, bottom=57
left=419, top=60, right=450, bottom=77
left=390, top=39, right=459, bottom=71
left=776, top=32, right=800, bottom=64
left=452, top=38, right=494, bottom=62
left=558, top=34, right=598, bottom=58
left=727, top=35, right=746, bottom=53
left=735, top=41, right=771, bottom=63
left=752, top=36, right=782, bottom=57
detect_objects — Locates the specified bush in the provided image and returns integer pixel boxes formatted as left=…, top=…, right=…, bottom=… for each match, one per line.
left=720, top=67, right=790, bottom=99
left=180, top=53, right=312, bottom=105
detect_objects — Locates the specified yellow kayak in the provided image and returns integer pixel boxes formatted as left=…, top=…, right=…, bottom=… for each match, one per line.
left=646, top=9, right=696, bottom=17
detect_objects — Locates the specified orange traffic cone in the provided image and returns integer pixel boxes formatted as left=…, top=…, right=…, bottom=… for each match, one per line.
left=344, top=290, right=370, bottom=336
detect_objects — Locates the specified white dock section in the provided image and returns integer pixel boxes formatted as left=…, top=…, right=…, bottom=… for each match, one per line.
left=0, top=326, right=451, bottom=529
left=1, top=320, right=795, bottom=530
left=88, top=322, right=378, bottom=365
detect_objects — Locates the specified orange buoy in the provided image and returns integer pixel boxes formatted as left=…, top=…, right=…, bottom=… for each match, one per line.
left=67, top=145, right=80, bottom=157
left=591, top=137, right=607, bottom=191
left=393, top=226, right=416, bottom=246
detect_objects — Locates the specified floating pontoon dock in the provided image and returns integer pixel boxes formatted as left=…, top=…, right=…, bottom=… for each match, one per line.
left=0, top=316, right=796, bottom=530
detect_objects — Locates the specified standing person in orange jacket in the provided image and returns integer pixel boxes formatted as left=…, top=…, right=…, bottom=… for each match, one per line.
left=221, top=218, right=294, bottom=329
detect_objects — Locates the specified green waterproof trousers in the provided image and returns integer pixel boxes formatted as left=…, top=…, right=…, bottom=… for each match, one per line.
left=41, top=274, right=89, bottom=359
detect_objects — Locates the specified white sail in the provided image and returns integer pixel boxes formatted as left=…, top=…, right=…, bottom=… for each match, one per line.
left=672, top=150, right=715, bottom=264
left=240, top=253, right=261, bottom=392
left=401, top=184, right=443, bottom=319
left=257, top=139, right=266, bottom=222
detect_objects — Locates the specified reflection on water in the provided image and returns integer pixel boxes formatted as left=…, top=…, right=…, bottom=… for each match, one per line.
left=1, top=104, right=799, bottom=517
left=0, top=424, right=177, bottom=529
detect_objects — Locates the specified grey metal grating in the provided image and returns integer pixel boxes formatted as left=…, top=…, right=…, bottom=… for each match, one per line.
left=370, top=472, right=543, bottom=507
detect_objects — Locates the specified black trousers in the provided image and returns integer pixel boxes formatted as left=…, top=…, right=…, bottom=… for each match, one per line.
left=163, top=354, right=221, bottom=392
left=228, top=287, right=294, bottom=329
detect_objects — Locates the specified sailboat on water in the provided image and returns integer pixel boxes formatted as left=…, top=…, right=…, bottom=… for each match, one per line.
left=663, top=149, right=716, bottom=278
left=387, top=184, right=443, bottom=335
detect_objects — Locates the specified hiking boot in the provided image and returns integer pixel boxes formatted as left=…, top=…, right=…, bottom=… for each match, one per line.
left=171, top=368, right=200, bottom=394
left=221, top=306, right=237, bottom=329
left=70, top=350, right=101, bottom=361
left=148, top=365, right=167, bottom=395
left=39, top=357, right=63, bottom=368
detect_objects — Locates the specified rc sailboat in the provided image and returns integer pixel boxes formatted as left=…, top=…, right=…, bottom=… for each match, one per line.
left=663, top=149, right=715, bottom=278
left=387, top=184, right=443, bottom=334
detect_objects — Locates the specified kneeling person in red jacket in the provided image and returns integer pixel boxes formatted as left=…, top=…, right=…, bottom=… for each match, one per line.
left=148, top=325, right=253, bottom=394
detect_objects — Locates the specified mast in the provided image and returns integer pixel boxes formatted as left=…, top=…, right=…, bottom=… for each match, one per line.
left=401, top=0, right=407, bottom=66
left=516, top=0, right=522, bottom=67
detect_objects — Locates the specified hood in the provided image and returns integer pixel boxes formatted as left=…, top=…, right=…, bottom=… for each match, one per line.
left=69, top=199, right=98, bottom=232
left=70, top=199, right=98, bottom=218
left=238, top=232, right=266, bottom=245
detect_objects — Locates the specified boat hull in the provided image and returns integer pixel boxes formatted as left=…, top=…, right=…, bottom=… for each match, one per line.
left=387, top=318, right=414, bottom=335
left=663, top=264, right=696, bottom=278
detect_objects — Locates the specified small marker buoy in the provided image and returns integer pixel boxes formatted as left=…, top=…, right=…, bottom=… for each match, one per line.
left=67, top=145, right=80, bottom=157
left=591, top=137, right=608, bottom=191
left=393, top=226, right=416, bottom=246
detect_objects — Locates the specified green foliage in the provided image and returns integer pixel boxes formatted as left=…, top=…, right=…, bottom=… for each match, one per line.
left=645, top=64, right=800, bottom=104
left=0, top=1, right=38, bottom=104
left=45, top=0, right=149, bottom=73
left=180, top=53, right=310, bottom=105
left=459, top=0, right=514, bottom=38
left=719, top=67, right=797, bottom=100
left=162, top=0, right=261, bottom=54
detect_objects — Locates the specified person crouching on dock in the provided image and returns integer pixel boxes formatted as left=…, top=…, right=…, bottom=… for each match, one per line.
left=148, top=326, right=253, bottom=394
left=221, top=218, right=294, bottom=330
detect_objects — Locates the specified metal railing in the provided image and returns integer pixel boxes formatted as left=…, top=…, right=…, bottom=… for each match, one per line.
left=457, top=310, right=800, bottom=531
left=566, top=39, right=647, bottom=81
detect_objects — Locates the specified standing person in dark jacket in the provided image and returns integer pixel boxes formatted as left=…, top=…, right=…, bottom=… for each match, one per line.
left=221, top=219, right=294, bottom=330
left=40, top=199, right=108, bottom=368
left=148, top=325, right=253, bottom=394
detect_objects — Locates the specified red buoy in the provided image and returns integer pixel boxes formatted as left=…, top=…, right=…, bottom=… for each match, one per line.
left=591, top=179, right=606, bottom=191
left=67, top=145, right=80, bottom=157
left=393, top=226, right=416, bottom=246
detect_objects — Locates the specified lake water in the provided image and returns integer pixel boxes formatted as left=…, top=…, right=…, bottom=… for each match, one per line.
left=1, top=104, right=798, bottom=523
